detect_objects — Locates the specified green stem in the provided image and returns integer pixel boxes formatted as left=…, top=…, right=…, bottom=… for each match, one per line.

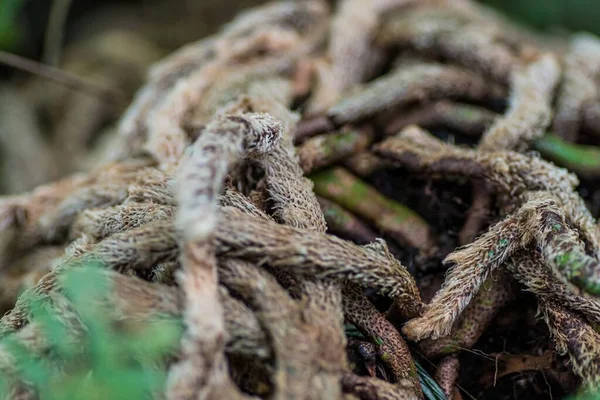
left=317, top=197, right=377, bottom=244
left=297, top=128, right=373, bottom=173
left=533, top=133, right=600, bottom=178
left=310, top=167, right=434, bottom=253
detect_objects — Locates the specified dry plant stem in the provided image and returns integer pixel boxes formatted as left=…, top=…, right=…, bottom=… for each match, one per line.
left=506, top=251, right=600, bottom=327
left=541, top=301, right=600, bottom=388
left=0, top=50, right=124, bottom=104
left=372, top=126, right=600, bottom=248
left=117, top=0, right=329, bottom=163
left=147, top=5, right=326, bottom=168
left=311, top=167, right=435, bottom=253
left=297, top=127, right=374, bottom=173
left=294, top=116, right=336, bottom=143
left=553, top=34, right=600, bottom=142
left=326, top=62, right=505, bottom=126
left=308, top=0, right=397, bottom=112
left=0, top=219, right=181, bottom=336
left=0, top=160, right=151, bottom=264
left=39, top=182, right=131, bottom=242
left=342, top=283, right=420, bottom=393
left=143, top=39, right=285, bottom=168
left=70, top=203, right=175, bottom=241
left=403, top=212, right=521, bottom=340
left=261, top=115, right=347, bottom=398
left=0, top=270, right=270, bottom=381
left=373, top=126, right=578, bottom=195
left=383, top=101, right=496, bottom=137
left=434, top=356, right=459, bottom=400
left=317, top=196, right=378, bottom=244
left=262, top=135, right=325, bottom=232
left=340, top=372, right=419, bottom=400
left=168, top=113, right=282, bottom=399
left=419, top=271, right=517, bottom=357
left=478, top=54, right=560, bottom=151
left=219, top=258, right=319, bottom=400
left=216, top=207, right=423, bottom=319
left=167, top=245, right=248, bottom=400
left=530, top=198, right=600, bottom=295
left=176, top=112, right=282, bottom=240
left=405, top=192, right=600, bottom=341
left=378, top=6, right=519, bottom=84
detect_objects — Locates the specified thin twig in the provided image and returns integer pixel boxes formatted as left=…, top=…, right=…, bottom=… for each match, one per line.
left=0, top=50, right=125, bottom=105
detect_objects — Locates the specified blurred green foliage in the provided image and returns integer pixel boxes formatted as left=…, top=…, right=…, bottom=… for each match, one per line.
left=0, top=0, right=25, bottom=51
left=482, top=0, right=600, bottom=35
left=0, top=264, right=183, bottom=400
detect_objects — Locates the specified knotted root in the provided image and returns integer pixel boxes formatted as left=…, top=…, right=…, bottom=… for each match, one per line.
left=219, top=258, right=317, bottom=399
left=216, top=207, right=423, bottom=315
left=405, top=192, right=600, bottom=340
left=167, top=111, right=282, bottom=399
left=6, top=0, right=600, bottom=398
left=260, top=110, right=348, bottom=398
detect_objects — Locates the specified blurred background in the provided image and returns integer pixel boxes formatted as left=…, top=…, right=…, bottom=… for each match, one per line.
left=0, top=0, right=598, bottom=194
left=2, top=0, right=600, bottom=63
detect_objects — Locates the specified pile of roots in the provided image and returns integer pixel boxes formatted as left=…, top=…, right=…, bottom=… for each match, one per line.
left=3, top=0, right=600, bottom=399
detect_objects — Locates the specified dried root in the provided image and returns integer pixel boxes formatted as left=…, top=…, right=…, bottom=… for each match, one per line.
left=327, top=62, right=505, bottom=126
left=542, top=301, right=600, bottom=389
left=308, top=0, right=409, bottom=112
left=406, top=192, right=600, bottom=341
left=342, top=283, right=420, bottom=394
left=378, top=5, right=519, bottom=84
left=434, top=356, right=460, bottom=400
left=219, top=258, right=317, bottom=399
left=340, top=371, right=418, bottom=400
left=419, top=270, right=517, bottom=356
left=216, top=207, right=423, bottom=315
left=7, top=0, right=600, bottom=398
left=553, top=33, right=600, bottom=142
left=383, top=101, right=496, bottom=137
left=478, top=53, right=560, bottom=152
left=260, top=113, right=347, bottom=399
